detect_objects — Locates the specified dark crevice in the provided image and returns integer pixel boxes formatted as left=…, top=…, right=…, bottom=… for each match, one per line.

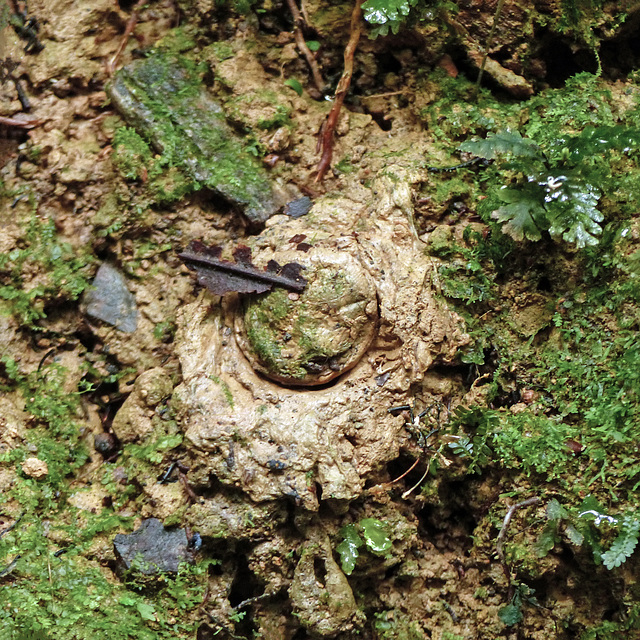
left=537, top=275, right=552, bottom=292
left=344, top=434, right=357, bottom=447
left=386, top=453, right=426, bottom=491
left=313, top=557, right=327, bottom=587
left=536, top=32, right=599, bottom=86
left=229, top=547, right=263, bottom=607
left=600, top=9, right=640, bottom=79
left=368, top=110, right=393, bottom=131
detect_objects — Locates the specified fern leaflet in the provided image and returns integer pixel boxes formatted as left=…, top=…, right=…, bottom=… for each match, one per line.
left=459, top=130, right=540, bottom=159
left=602, top=515, right=640, bottom=570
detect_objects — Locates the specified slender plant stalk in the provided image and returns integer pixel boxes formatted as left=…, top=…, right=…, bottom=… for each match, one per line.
left=315, top=0, right=364, bottom=182
left=473, top=0, right=506, bottom=99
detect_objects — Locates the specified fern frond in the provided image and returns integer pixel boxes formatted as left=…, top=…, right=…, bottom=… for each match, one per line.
left=491, top=183, right=546, bottom=242
left=545, top=174, right=603, bottom=248
left=602, top=515, right=640, bottom=570
left=459, top=130, right=541, bottom=160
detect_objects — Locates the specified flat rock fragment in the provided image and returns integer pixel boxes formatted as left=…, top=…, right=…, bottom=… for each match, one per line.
left=113, top=518, right=193, bottom=577
left=107, top=54, right=287, bottom=223
left=84, top=262, right=137, bottom=333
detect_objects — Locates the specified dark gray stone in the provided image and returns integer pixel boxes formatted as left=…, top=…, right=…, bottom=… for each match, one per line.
left=113, top=518, right=193, bottom=576
left=84, top=263, right=137, bottom=333
left=107, top=54, right=287, bottom=224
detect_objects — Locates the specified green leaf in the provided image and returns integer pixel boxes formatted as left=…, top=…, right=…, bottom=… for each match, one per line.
left=564, top=125, right=640, bottom=163
left=602, top=515, right=640, bottom=570
left=362, top=0, right=417, bottom=26
left=136, top=602, right=156, bottom=621
left=565, top=523, right=584, bottom=546
left=336, top=524, right=363, bottom=575
left=498, top=602, right=523, bottom=626
left=546, top=498, right=568, bottom=521
left=491, top=184, right=546, bottom=242
left=284, top=78, right=303, bottom=96
left=360, top=518, right=392, bottom=555
left=544, top=174, right=603, bottom=248
left=536, top=523, right=558, bottom=558
left=459, top=130, right=541, bottom=160
left=305, top=40, right=320, bottom=52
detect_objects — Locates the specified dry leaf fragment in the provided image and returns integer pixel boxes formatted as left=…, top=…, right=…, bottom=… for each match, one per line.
left=178, top=241, right=307, bottom=295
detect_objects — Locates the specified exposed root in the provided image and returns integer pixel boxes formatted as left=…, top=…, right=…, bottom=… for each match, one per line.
left=284, top=0, right=325, bottom=95
left=496, top=496, right=541, bottom=586
left=473, top=0, right=505, bottom=97
left=106, top=0, right=147, bottom=75
left=315, top=0, right=364, bottom=182
left=367, top=457, right=421, bottom=496
left=401, top=464, right=432, bottom=499
left=0, top=114, right=40, bottom=128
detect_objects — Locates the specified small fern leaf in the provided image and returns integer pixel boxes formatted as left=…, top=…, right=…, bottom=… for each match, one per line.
left=362, top=0, right=418, bottom=25
left=602, top=516, right=640, bottom=570
left=565, top=125, right=640, bottom=162
left=565, top=523, right=584, bottom=546
left=491, top=184, right=546, bottom=241
left=544, top=175, right=603, bottom=248
left=460, top=130, right=540, bottom=160
left=602, top=533, right=638, bottom=569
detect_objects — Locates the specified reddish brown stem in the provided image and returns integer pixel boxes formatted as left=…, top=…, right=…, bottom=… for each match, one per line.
left=315, top=0, right=364, bottom=182
left=0, top=115, right=40, bottom=128
left=106, top=0, right=147, bottom=75
left=284, top=0, right=324, bottom=94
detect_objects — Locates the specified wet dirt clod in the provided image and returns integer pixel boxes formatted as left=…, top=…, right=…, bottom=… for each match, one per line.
left=173, top=167, right=468, bottom=509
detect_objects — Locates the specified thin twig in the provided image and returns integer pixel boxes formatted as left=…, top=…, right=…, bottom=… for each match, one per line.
left=106, top=0, right=147, bottom=75
left=0, top=115, right=40, bottom=128
left=401, top=464, right=431, bottom=499
left=284, top=0, right=324, bottom=94
left=472, top=0, right=506, bottom=99
left=178, top=243, right=307, bottom=293
left=0, top=513, right=23, bottom=539
left=360, top=90, right=409, bottom=100
left=0, top=555, right=21, bottom=577
left=232, top=592, right=274, bottom=611
left=315, top=0, right=364, bottom=182
left=178, top=468, right=200, bottom=503
left=496, top=496, right=541, bottom=585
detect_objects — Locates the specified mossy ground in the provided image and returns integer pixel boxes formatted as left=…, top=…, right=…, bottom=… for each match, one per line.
left=2, top=0, right=640, bottom=638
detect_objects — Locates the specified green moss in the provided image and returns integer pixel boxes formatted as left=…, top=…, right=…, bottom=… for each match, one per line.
left=209, top=375, right=234, bottom=409
left=155, top=26, right=197, bottom=54
left=244, top=289, right=320, bottom=379
left=0, top=508, right=216, bottom=640
left=0, top=361, right=124, bottom=506
left=124, top=431, right=183, bottom=467
left=0, top=211, right=93, bottom=329
left=257, top=104, right=292, bottom=130
left=109, top=53, right=278, bottom=215
left=112, top=127, right=153, bottom=181
left=335, top=156, right=355, bottom=174
left=245, top=319, right=289, bottom=375
left=153, top=320, right=176, bottom=342
left=373, top=610, right=425, bottom=639
left=205, top=41, right=235, bottom=62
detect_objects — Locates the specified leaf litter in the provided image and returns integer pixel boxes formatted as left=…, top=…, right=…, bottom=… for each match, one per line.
left=178, top=240, right=307, bottom=295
